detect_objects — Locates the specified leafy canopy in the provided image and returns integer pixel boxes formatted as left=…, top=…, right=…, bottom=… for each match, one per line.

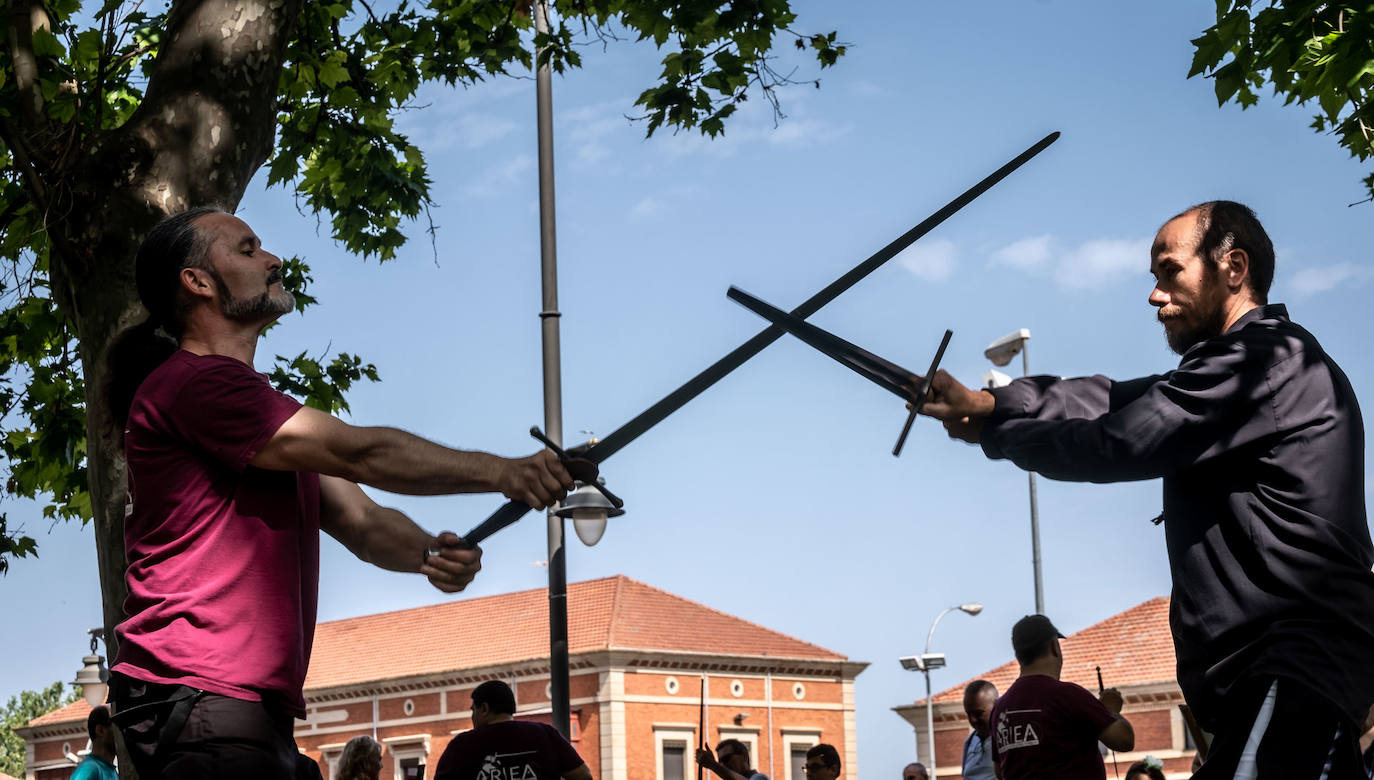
left=0, top=681, right=80, bottom=776
left=1189, top=1, right=1374, bottom=203
left=0, top=0, right=844, bottom=570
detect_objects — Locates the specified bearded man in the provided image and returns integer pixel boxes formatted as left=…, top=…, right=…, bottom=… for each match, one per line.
left=920, top=201, right=1374, bottom=780
left=103, top=208, right=576, bottom=779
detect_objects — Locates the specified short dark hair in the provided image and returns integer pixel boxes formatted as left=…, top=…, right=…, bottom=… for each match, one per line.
left=471, top=679, right=517, bottom=715
left=807, top=743, right=840, bottom=771
left=963, top=679, right=996, bottom=701
left=1173, top=200, right=1275, bottom=304
left=1125, top=761, right=1166, bottom=780
left=716, top=738, right=749, bottom=761
left=86, top=704, right=111, bottom=741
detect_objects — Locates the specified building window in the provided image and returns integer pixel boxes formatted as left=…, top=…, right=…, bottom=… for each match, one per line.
left=655, top=727, right=697, bottom=780
left=780, top=730, right=821, bottom=780
left=666, top=676, right=680, bottom=695
left=730, top=680, right=744, bottom=698
left=791, top=683, right=806, bottom=701
left=384, top=735, right=430, bottom=780
left=790, top=746, right=808, bottom=780
left=399, top=756, right=424, bottom=780
left=715, top=727, right=760, bottom=769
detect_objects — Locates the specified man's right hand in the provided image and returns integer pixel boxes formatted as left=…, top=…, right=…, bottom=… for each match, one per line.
left=910, top=370, right=996, bottom=444
left=1099, top=687, right=1124, bottom=714
left=499, top=450, right=575, bottom=509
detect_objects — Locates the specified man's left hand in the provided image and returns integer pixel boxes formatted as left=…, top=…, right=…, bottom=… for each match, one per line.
left=422, top=531, right=482, bottom=593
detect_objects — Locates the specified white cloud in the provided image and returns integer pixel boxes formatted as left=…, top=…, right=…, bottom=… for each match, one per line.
left=849, top=80, right=886, bottom=98
left=990, top=234, right=1150, bottom=290
left=628, top=197, right=664, bottom=221
left=897, top=238, right=956, bottom=281
left=461, top=153, right=534, bottom=198
left=1057, top=237, right=1150, bottom=290
left=455, top=113, right=519, bottom=149
left=1287, top=262, right=1373, bottom=298
left=992, top=234, right=1053, bottom=269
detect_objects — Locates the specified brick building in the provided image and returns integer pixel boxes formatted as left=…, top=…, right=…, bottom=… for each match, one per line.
left=18, top=575, right=866, bottom=780
left=894, top=597, right=1197, bottom=779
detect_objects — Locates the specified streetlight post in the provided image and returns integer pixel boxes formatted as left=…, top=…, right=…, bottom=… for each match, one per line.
left=900, top=603, right=982, bottom=777
left=984, top=329, right=1044, bottom=615
left=532, top=0, right=570, bottom=738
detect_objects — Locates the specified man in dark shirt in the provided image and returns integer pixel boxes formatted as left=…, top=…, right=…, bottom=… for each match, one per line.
left=434, top=680, right=591, bottom=780
left=920, top=201, right=1374, bottom=778
left=991, top=616, right=1132, bottom=780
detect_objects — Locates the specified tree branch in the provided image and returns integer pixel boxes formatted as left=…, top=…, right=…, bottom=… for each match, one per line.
left=6, top=0, right=49, bottom=130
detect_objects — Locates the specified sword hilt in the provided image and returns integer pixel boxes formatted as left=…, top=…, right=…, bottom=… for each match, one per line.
left=530, top=426, right=623, bottom=508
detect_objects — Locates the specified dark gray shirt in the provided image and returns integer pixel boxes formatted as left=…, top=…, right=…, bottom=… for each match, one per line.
left=981, top=304, right=1374, bottom=729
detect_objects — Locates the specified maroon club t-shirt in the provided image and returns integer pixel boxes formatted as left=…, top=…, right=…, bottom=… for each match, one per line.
left=990, top=675, right=1118, bottom=780
left=113, top=350, right=320, bottom=716
left=435, top=721, right=584, bottom=780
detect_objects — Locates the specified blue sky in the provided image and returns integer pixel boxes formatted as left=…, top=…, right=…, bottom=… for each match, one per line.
left=4, top=0, right=1373, bottom=775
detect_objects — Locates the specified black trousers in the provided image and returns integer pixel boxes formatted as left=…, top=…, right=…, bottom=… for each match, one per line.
left=112, top=672, right=315, bottom=780
left=1194, top=677, right=1365, bottom=780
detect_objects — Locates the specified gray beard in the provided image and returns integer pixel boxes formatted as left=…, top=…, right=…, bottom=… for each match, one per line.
left=1161, top=301, right=1227, bottom=355
left=209, top=268, right=296, bottom=320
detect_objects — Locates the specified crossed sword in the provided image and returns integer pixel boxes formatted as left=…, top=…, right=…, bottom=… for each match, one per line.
left=461, top=131, right=1060, bottom=546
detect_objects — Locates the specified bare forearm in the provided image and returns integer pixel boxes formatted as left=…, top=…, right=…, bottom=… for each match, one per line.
left=347, top=426, right=506, bottom=496
left=338, top=503, right=434, bottom=572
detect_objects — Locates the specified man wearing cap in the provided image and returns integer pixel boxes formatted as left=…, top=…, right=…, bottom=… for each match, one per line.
left=434, top=680, right=591, bottom=780
left=920, top=202, right=1374, bottom=777
left=102, top=209, right=577, bottom=780
left=990, top=615, right=1133, bottom=780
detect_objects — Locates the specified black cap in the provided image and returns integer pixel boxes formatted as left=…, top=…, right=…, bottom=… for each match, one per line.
left=1011, top=614, right=1065, bottom=660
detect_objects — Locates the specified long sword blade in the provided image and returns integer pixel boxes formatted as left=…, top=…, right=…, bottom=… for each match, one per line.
left=726, top=286, right=916, bottom=399
left=460, top=131, right=1060, bottom=545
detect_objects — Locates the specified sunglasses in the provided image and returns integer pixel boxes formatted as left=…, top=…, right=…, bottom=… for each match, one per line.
left=804, top=764, right=832, bottom=773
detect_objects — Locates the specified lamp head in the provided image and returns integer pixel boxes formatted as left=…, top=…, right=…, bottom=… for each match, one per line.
left=959, top=602, right=984, bottom=616
left=984, top=328, right=1031, bottom=367
left=555, top=479, right=625, bottom=546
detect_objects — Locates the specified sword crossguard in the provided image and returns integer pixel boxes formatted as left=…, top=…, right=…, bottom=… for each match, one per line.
left=530, top=426, right=624, bottom=508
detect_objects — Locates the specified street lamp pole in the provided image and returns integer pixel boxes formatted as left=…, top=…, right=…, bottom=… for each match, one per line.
left=1020, top=344, right=1044, bottom=616
left=984, top=329, right=1044, bottom=614
left=533, top=0, right=570, bottom=738
left=907, top=603, right=982, bottom=778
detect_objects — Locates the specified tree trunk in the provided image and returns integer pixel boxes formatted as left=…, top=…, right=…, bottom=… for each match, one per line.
left=39, top=0, right=305, bottom=700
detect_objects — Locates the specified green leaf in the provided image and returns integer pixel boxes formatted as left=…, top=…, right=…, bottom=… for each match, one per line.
left=31, top=28, right=66, bottom=58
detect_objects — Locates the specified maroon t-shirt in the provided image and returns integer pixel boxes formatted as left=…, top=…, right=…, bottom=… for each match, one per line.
left=435, top=721, right=584, bottom=780
left=990, top=675, right=1117, bottom=780
left=113, top=350, right=320, bottom=716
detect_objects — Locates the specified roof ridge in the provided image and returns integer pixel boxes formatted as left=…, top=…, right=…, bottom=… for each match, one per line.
left=609, top=578, right=845, bottom=659
left=315, top=574, right=626, bottom=628
left=920, top=595, right=1172, bottom=705
left=604, top=574, right=628, bottom=648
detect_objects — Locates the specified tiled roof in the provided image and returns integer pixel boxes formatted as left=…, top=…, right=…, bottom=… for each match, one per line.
left=27, top=698, right=93, bottom=728
left=305, top=574, right=845, bottom=690
left=922, top=596, right=1174, bottom=704
left=26, top=577, right=844, bottom=730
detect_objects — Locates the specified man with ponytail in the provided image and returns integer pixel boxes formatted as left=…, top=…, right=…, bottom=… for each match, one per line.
left=104, top=208, right=576, bottom=780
